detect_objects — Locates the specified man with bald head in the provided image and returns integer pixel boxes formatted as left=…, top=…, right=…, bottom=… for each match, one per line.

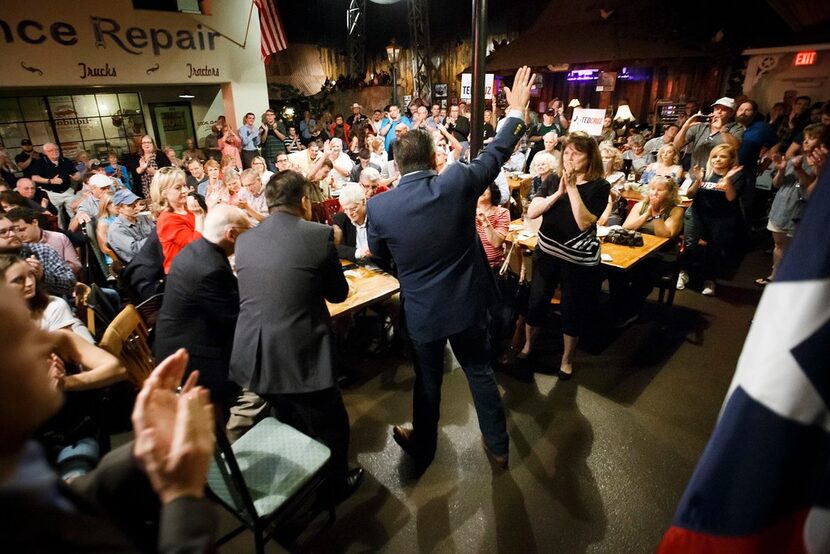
left=154, top=204, right=251, bottom=407
left=15, top=178, right=52, bottom=212
left=30, top=143, right=80, bottom=228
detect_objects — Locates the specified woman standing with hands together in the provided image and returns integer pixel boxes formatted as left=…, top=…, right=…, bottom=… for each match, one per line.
left=518, top=133, right=610, bottom=379
left=132, top=135, right=171, bottom=199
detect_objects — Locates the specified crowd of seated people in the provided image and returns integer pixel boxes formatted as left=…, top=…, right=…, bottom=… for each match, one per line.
left=0, top=88, right=827, bottom=550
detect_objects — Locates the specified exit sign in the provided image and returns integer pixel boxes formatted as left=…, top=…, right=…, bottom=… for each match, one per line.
left=794, top=51, right=817, bottom=66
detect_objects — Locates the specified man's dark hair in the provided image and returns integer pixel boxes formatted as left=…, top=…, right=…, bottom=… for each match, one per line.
left=245, top=112, right=255, bottom=119
left=4, top=207, right=38, bottom=224
left=266, top=170, right=309, bottom=211
left=796, top=95, right=811, bottom=104
left=393, top=130, right=435, bottom=176
left=358, top=148, right=371, bottom=160
left=387, top=104, right=398, bottom=111
left=373, top=109, right=382, bottom=114
left=666, top=123, right=680, bottom=132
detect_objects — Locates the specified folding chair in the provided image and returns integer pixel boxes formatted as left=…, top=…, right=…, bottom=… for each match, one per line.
left=321, top=198, right=341, bottom=225
left=98, top=305, right=154, bottom=387
left=207, top=417, right=334, bottom=553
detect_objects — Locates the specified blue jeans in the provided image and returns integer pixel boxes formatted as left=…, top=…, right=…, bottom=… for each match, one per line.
left=409, top=324, right=508, bottom=459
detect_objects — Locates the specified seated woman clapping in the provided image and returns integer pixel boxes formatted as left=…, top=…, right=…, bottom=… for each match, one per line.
left=607, top=177, right=684, bottom=326
left=475, top=182, right=510, bottom=270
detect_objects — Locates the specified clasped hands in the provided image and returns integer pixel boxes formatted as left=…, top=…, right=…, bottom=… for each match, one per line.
left=131, top=349, right=215, bottom=505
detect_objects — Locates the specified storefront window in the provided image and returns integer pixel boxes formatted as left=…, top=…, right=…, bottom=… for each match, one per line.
left=0, top=93, right=147, bottom=161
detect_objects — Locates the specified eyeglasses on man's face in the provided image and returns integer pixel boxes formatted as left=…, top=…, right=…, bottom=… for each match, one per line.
left=0, top=225, right=24, bottom=237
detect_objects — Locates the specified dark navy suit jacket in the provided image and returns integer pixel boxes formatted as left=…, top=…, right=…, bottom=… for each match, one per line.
left=153, top=237, right=239, bottom=399
left=366, top=115, right=526, bottom=342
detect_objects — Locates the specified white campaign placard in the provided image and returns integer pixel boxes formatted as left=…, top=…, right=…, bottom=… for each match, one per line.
left=569, top=108, right=606, bottom=136
left=460, top=73, right=494, bottom=100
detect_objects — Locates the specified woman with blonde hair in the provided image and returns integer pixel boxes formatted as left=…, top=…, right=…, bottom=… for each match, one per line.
left=250, top=155, right=274, bottom=186
left=609, top=176, right=684, bottom=325
left=677, top=143, right=744, bottom=296
left=150, top=167, right=204, bottom=273
left=95, top=191, right=119, bottom=266
left=640, top=143, right=683, bottom=185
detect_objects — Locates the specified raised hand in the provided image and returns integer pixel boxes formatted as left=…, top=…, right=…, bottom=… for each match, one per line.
left=503, top=66, right=537, bottom=113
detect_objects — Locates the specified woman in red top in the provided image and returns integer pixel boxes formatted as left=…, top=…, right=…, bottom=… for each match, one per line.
left=475, top=182, right=510, bottom=269
left=150, top=167, right=204, bottom=273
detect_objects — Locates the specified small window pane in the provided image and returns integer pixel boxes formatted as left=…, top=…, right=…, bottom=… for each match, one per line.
left=49, top=96, right=78, bottom=119
left=57, top=120, right=82, bottom=142
left=105, top=137, right=130, bottom=156
left=73, top=95, right=100, bottom=117
left=0, top=122, right=27, bottom=146
left=26, top=121, right=55, bottom=146
left=59, top=142, right=84, bottom=161
left=80, top=117, right=105, bottom=141
left=97, top=94, right=120, bottom=116
left=19, top=97, right=49, bottom=121
left=118, top=93, right=141, bottom=114
left=0, top=98, right=22, bottom=124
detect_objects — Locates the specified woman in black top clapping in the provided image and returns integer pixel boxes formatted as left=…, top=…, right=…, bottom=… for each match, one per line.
left=519, top=133, right=610, bottom=379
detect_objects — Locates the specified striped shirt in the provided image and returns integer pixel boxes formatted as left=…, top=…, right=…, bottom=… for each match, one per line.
left=475, top=206, right=510, bottom=268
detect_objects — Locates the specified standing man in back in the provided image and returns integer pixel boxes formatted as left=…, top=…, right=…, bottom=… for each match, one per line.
left=230, top=170, right=363, bottom=500
left=366, top=66, right=536, bottom=473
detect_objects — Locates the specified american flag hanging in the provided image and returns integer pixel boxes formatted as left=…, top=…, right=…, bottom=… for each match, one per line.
left=253, top=0, right=288, bottom=62
left=658, top=160, right=830, bottom=552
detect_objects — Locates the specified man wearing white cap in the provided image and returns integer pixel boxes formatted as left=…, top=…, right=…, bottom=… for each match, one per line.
left=347, top=102, right=368, bottom=128
left=68, top=173, right=113, bottom=232
left=674, top=96, right=744, bottom=169
left=108, top=188, right=155, bottom=263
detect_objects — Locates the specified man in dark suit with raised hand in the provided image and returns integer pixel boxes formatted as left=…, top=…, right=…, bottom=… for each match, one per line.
left=230, top=170, right=363, bottom=500
left=366, top=66, right=536, bottom=472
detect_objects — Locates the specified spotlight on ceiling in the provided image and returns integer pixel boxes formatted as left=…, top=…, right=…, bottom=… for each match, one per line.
left=178, top=90, right=195, bottom=99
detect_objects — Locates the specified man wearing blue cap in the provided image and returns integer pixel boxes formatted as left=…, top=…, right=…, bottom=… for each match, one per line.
left=107, top=188, right=155, bottom=263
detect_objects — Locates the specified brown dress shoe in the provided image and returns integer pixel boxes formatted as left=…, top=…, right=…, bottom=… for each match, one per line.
left=392, top=426, right=433, bottom=470
left=392, top=426, right=417, bottom=457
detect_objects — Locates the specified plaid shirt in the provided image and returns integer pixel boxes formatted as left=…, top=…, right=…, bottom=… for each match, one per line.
left=21, top=242, right=76, bottom=298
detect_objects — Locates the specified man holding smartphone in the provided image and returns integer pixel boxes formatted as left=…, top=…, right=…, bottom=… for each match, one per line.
left=674, top=97, right=744, bottom=170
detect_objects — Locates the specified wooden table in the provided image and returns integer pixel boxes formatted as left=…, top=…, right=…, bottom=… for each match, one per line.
left=507, top=220, right=669, bottom=271
left=327, top=263, right=400, bottom=319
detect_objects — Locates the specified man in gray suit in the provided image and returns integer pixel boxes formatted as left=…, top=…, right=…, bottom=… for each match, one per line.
left=230, top=170, right=363, bottom=499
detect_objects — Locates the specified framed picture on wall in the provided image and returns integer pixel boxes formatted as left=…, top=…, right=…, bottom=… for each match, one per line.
left=434, top=83, right=448, bottom=98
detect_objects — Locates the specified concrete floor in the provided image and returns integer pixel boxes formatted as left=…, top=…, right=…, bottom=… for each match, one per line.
left=217, top=246, right=769, bottom=553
